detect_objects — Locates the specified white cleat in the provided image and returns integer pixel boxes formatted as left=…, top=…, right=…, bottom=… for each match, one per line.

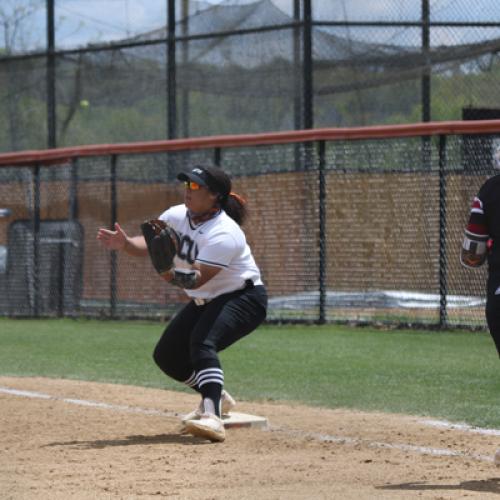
left=181, top=389, right=236, bottom=425
left=181, top=400, right=204, bottom=425
left=221, top=389, right=236, bottom=416
left=185, top=413, right=226, bottom=442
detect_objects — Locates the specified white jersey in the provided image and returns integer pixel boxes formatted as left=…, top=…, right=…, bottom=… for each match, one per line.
left=159, top=204, right=263, bottom=300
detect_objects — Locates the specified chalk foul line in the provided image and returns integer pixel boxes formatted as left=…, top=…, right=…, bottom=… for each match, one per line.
left=0, top=386, right=181, bottom=419
left=419, top=418, right=500, bottom=437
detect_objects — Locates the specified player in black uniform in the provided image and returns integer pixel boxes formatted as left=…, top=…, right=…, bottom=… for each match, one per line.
left=461, top=155, right=500, bottom=465
left=461, top=170, right=500, bottom=357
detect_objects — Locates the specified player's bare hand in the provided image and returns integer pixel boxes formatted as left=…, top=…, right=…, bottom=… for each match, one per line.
left=97, top=222, right=128, bottom=251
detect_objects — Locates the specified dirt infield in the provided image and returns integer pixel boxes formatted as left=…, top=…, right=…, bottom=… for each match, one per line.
left=1, top=377, right=499, bottom=499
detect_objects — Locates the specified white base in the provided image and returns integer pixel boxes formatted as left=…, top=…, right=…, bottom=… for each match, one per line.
left=222, top=411, right=268, bottom=430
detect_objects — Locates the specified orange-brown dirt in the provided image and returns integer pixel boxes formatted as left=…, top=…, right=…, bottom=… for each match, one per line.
left=1, top=376, right=499, bottom=499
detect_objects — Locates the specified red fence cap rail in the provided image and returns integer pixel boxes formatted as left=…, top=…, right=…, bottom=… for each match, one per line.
left=1, top=119, right=500, bottom=167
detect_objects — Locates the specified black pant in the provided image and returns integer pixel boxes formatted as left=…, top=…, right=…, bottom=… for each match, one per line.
left=486, top=273, right=500, bottom=358
left=153, top=283, right=267, bottom=383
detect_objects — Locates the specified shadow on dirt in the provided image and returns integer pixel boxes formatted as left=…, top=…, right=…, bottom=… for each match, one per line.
left=43, top=433, right=211, bottom=448
left=377, top=478, right=500, bottom=495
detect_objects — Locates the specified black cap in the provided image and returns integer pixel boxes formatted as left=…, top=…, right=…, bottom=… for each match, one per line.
left=177, top=166, right=210, bottom=187
left=177, top=166, right=231, bottom=198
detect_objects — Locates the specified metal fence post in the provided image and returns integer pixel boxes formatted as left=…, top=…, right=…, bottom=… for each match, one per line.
left=180, top=0, right=190, bottom=138
left=33, top=164, right=41, bottom=316
left=293, top=0, right=302, bottom=171
left=303, top=0, right=313, bottom=131
left=46, top=0, right=56, bottom=148
left=302, top=0, right=314, bottom=183
left=318, top=140, right=326, bottom=324
left=167, top=0, right=177, bottom=139
left=57, top=225, right=65, bottom=317
left=214, top=147, right=221, bottom=167
left=421, top=0, right=431, bottom=123
left=110, top=155, right=118, bottom=317
left=438, top=134, right=448, bottom=328
left=69, top=158, right=79, bottom=220
left=420, top=0, right=432, bottom=174
left=293, top=0, right=302, bottom=132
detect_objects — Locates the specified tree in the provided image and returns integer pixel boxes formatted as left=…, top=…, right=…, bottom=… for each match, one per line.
left=0, top=0, right=44, bottom=54
left=0, top=0, right=44, bottom=150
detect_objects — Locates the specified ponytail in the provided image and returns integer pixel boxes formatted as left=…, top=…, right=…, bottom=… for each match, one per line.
left=221, top=191, right=247, bottom=226
left=200, top=165, right=247, bottom=225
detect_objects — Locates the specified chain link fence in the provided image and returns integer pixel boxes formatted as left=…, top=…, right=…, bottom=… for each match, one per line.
left=0, top=123, right=497, bottom=327
left=1, top=1, right=500, bottom=150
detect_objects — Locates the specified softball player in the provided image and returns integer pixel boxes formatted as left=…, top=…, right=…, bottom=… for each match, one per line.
left=461, top=153, right=500, bottom=358
left=97, top=166, right=267, bottom=442
left=460, top=151, right=500, bottom=464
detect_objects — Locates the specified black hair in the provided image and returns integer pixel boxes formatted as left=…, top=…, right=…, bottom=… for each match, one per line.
left=220, top=192, right=247, bottom=226
left=202, top=166, right=248, bottom=226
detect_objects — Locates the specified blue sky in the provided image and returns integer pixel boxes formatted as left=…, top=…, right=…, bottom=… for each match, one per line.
left=1, top=0, right=500, bottom=51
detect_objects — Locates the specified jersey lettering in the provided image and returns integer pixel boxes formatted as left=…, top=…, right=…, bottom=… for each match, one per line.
left=159, top=204, right=262, bottom=299
left=177, top=234, right=199, bottom=264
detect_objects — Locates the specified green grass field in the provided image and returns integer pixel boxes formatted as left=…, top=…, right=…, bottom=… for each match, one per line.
left=0, top=318, right=499, bottom=428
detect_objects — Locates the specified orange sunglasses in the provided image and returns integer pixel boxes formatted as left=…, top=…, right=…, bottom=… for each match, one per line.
left=184, top=180, right=202, bottom=190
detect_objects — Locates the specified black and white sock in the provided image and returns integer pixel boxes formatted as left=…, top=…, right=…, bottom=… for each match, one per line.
left=183, top=371, right=200, bottom=393
left=195, top=367, right=224, bottom=417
